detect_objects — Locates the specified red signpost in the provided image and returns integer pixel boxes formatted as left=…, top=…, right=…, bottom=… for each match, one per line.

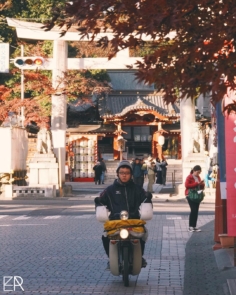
left=224, top=92, right=236, bottom=236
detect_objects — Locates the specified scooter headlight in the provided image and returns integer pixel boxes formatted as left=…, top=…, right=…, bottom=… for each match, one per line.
left=120, top=229, right=129, bottom=239
left=120, top=210, right=129, bottom=220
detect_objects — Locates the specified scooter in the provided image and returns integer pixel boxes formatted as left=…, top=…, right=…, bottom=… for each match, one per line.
left=96, top=201, right=153, bottom=287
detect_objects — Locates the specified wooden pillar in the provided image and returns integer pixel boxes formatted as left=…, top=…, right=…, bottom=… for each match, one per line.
left=213, top=171, right=227, bottom=250
left=178, top=134, right=182, bottom=159
left=113, top=135, right=119, bottom=160
left=152, top=131, right=159, bottom=158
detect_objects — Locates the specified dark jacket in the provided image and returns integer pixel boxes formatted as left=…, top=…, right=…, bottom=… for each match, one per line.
left=132, top=163, right=143, bottom=178
left=93, top=164, right=103, bottom=176
left=100, top=161, right=107, bottom=172
left=161, top=160, right=168, bottom=171
left=94, top=179, right=152, bottom=220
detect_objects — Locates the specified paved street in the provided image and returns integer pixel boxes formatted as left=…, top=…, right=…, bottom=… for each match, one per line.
left=0, top=196, right=217, bottom=295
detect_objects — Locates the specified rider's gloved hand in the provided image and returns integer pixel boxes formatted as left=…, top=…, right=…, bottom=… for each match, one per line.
left=145, top=192, right=152, bottom=202
left=94, top=197, right=104, bottom=207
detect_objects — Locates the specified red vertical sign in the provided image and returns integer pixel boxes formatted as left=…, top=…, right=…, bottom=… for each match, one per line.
left=225, top=92, right=236, bottom=236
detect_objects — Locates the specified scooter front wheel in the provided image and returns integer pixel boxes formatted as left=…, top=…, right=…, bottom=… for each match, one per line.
left=132, top=241, right=142, bottom=275
left=123, top=247, right=129, bottom=287
left=109, top=243, right=119, bottom=276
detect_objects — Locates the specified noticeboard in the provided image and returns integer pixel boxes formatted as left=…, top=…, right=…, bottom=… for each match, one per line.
left=0, top=43, right=9, bottom=73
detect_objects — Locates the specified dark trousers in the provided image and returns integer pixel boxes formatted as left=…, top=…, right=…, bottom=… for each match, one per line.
left=133, top=176, right=144, bottom=187
left=95, top=173, right=101, bottom=184
left=156, top=171, right=162, bottom=184
left=102, top=235, right=145, bottom=257
left=162, top=168, right=167, bottom=185
left=186, top=197, right=200, bottom=227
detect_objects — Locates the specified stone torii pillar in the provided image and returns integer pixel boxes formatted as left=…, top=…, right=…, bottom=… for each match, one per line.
left=180, top=97, right=196, bottom=160
left=180, top=97, right=196, bottom=182
left=51, top=40, right=68, bottom=185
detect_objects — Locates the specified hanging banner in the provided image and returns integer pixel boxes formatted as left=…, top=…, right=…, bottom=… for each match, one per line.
left=224, top=91, right=236, bottom=236
left=0, top=43, right=9, bottom=73
left=216, top=103, right=226, bottom=199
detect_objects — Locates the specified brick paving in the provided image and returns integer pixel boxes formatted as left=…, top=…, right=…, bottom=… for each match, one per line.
left=183, top=220, right=236, bottom=295
left=0, top=212, right=215, bottom=295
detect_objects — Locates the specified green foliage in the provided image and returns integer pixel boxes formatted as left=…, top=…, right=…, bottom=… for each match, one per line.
left=83, top=70, right=111, bottom=82
left=130, top=42, right=159, bottom=57
left=68, top=43, right=79, bottom=58
left=0, top=0, right=65, bottom=43
left=41, top=41, right=53, bottom=57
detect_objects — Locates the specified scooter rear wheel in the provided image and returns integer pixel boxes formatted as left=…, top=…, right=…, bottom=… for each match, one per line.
left=123, top=247, right=129, bottom=287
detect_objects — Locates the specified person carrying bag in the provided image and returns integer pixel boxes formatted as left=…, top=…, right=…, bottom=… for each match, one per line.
left=185, top=165, right=205, bottom=232
left=188, top=186, right=205, bottom=203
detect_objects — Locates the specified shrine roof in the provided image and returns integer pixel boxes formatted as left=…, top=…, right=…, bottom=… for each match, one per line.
left=98, top=94, right=180, bottom=118
left=67, top=124, right=116, bottom=134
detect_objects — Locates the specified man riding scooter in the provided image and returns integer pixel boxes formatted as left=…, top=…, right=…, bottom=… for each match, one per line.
left=94, top=160, right=152, bottom=268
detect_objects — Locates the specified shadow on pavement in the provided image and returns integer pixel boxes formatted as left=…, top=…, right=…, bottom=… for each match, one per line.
left=183, top=220, right=236, bottom=295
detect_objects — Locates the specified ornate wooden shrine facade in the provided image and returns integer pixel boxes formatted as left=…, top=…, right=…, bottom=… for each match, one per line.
left=92, top=91, right=180, bottom=160
left=66, top=91, right=181, bottom=181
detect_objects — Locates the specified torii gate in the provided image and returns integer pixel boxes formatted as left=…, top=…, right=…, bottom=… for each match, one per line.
left=7, top=18, right=195, bottom=186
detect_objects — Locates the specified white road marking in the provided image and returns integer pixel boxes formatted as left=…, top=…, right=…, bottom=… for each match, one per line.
left=75, top=215, right=94, bottom=218
left=0, top=224, right=47, bottom=226
left=44, top=216, right=61, bottom=219
left=0, top=205, right=26, bottom=207
left=166, top=216, right=182, bottom=220
left=0, top=215, right=8, bottom=219
left=13, top=215, right=31, bottom=220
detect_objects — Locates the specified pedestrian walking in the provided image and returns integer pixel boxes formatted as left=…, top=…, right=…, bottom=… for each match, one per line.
left=185, top=165, right=205, bottom=232
left=140, top=158, right=146, bottom=187
left=99, top=158, right=107, bottom=184
left=131, top=158, right=143, bottom=187
left=130, top=158, right=135, bottom=165
left=204, top=168, right=214, bottom=188
left=93, top=161, right=103, bottom=185
left=155, top=158, right=163, bottom=184
left=141, top=158, right=148, bottom=179
left=147, top=161, right=157, bottom=193
left=161, top=158, right=168, bottom=185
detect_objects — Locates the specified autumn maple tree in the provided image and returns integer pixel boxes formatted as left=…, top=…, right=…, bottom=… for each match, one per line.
left=45, top=0, right=236, bottom=109
left=0, top=40, right=110, bottom=126
left=0, top=0, right=111, bottom=126
left=0, top=62, right=110, bottom=126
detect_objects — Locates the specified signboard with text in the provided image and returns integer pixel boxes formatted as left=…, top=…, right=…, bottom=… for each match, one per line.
left=0, top=43, right=9, bottom=73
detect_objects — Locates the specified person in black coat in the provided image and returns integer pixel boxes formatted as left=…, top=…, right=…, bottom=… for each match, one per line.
left=155, top=158, right=163, bottom=184
left=95, top=160, right=152, bottom=268
left=93, top=162, right=103, bottom=184
left=161, top=158, right=168, bottom=185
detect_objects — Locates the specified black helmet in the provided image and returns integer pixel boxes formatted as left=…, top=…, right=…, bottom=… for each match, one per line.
left=116, top=160, right=133, bottom=173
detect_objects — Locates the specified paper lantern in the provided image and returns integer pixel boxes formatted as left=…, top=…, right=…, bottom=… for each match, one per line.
left=158, top=135, right=165, bottom=146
